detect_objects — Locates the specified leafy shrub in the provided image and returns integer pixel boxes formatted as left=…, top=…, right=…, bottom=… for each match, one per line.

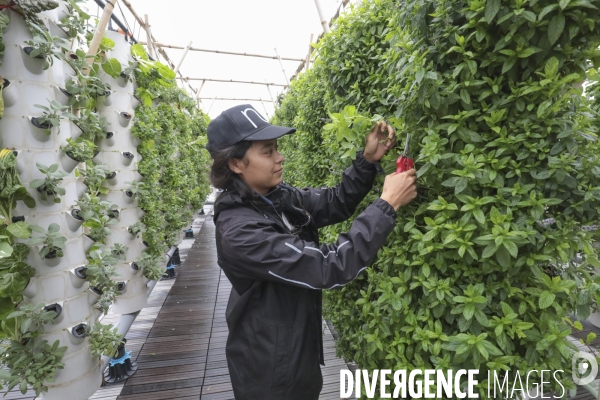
left=130, top=45, right=211, bottom=256
left=275, top=0, right=600, bottom=395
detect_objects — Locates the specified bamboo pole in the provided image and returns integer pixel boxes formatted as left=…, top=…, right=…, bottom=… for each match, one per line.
left=260, top=99, right=270, bottom=119
left=313, top=0, right=329, bottom=33
left=306, top=33, right=314, bottom=71
left=199, top=97, right=275, bottom=102
left=175, top=77, right=286, bottom=87
left=85, top=0, right=118, bottom=74
left=174, top=41, right=192, bottom=74
left=290, top=0, right=350, bottom=82
left=274, top=48, right=290, bottom=86
left=144, top=14, right=154, bottom=59
left=137, top=41, right=305, bottom=62
left=195, top=79, right=206, bottom=108
left=266, top=84, right=275, bottom=104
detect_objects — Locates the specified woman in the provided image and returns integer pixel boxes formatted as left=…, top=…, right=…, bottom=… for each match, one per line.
left=206, top=104, right=417, bottom=399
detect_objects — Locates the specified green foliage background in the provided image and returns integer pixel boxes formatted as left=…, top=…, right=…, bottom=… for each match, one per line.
left=132, top=63, right=211, bottom=256
left=274, top=0, right=600, bottom=396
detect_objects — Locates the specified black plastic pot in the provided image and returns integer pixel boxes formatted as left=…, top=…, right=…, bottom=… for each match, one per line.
left=120, top=72, right=130, bottom=79
left=44, top=246, right=61, bottom=259
left=130, top=262, right=139, bottom=271
left=68, top=52, right=78, bottom=60
left=12, top=150, right=18, bottom=157
left=30, top=117, right=52, bottom=130
left=108, top=210, right=120, bottom=219
left=117, top=282, right=126, bottom=291
left=59, top=87, right=72, bottom=97
left=90, top=286, right=103, bottom=295
left=71, top=323, right=88, bottom=338
left=23, top=46, right=44, bottom=59
left=93, top=149, right=100, bottom=157
left=142, top=241, right=149, bottom=247
left=2, top=79, right=9, bottom=89
left=125, top=190, right=134, bottom=197
left=43, top=303, right=63, bottom=319
left=36, top=185, right=55, bottom=196
left=12, top=216, right=25, bottom=223
left=74, top=266, right=88, bottom=279
left=106, top=171, right=117, bottom=179
left=122, top=152, right=134, bottom=160
left=71, top=209, right=84, bottom=221
left=105, top=131, right=114, bottom=139
left=120, top=112, right=132, bottom=119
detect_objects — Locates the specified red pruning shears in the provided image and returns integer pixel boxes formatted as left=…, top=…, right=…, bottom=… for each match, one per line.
left=396, top=133, right=414, bottom=173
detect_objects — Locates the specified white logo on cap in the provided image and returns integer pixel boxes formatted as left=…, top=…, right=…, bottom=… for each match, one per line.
left=241, top=108, right=268, bottom=128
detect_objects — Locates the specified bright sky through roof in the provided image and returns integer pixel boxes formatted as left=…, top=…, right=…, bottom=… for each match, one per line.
left=84, top=0, right=348, bottom=120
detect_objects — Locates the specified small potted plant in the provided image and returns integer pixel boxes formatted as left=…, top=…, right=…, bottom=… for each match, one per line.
left=127, top=222, right=145, bottom=238
left=83, top=214, right=117, bottom=244
left=1, top=304, right=67, bottom=396
left=110, top=243, right=127, bottom=261
left=61, top=138, right=96, bottom=172
left=137, top=252, right=166, bottom=281
left=29, top=163, right=68, bottom=204
left=28, top=223, right=67, bottom=260
left=31, top=100, right=76, bottom=135
left=76, top=163, right=110, bottom=196
left=124, top=180, right=148, bottom=200
left=72, top=108, right=110, bottom=143
left=88, top=322, right=122, bottom=359
left=22, top=24, right=70, bottom=71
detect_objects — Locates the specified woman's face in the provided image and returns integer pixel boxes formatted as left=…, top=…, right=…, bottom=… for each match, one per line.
left=229, top=139, right=285, bottom=195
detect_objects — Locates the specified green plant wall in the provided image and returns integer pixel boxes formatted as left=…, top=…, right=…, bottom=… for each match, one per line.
left=274, top=0, right=600, bottom=396
left=131, top=44, right=211, bottom=257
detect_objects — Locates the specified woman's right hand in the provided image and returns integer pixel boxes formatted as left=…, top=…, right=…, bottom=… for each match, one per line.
left=380, top=169, right=417, bottom=211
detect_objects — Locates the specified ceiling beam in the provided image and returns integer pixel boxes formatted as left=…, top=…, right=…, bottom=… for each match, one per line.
left=137, top=41, right=304, bottom=62
left=176, top=77, right=287, bottom=87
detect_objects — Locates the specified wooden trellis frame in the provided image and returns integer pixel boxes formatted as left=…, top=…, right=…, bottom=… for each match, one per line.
left=105, top=0, right=352, bottom=112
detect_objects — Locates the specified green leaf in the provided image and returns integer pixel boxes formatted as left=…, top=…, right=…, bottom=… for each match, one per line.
left=6, top=222, right=31, bottom=239
left=539, top=291, right=555, bottom=309
left=131, top=44, right=149, bottom=60
left=0, top=242, right=13, bottom=259
left=485, top=0, right=501, bottom=22
left=548, top=13, right=565, bottom=45
left=101, top=58, right=122, bottom=79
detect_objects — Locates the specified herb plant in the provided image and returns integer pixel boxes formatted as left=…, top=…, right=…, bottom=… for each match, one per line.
left=88, top=322, right=122, bottom=358
left=23, top=24, right=70, bottom=70
left=32, top=100, right=75, bottom=134
left=62, top=137, right=96, bottom=162
left=76, top=163, right=110, bottom=195
left=28, top=223, right=66, bottom=259
left=29, top=163, right=68, bottom=203
left=137, top=252, right=165, bottom=281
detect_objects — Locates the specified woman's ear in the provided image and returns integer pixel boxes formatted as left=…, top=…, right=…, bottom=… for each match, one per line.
left=228, top=158, right=243, bottom=174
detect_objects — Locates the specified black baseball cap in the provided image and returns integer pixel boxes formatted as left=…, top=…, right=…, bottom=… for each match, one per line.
left=206, top=104, right=296, bottom=156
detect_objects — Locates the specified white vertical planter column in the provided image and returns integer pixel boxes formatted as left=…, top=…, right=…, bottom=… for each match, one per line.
left=97, top=30, right=147, bottom=315
left=0, top=3, right=102, bottom=399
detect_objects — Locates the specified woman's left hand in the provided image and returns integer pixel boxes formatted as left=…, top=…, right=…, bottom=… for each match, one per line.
left=363, top=121, right=396, bottom=162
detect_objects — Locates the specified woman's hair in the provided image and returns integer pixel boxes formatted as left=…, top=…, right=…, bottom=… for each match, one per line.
left=209, top=140, right=254, bottom=201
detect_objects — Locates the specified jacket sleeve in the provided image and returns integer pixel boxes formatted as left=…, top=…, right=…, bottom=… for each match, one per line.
left=220, top=198, right=396, bottom=290
left=297, top=151, right=380, bottom=229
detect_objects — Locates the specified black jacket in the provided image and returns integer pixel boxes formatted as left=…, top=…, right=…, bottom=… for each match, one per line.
left=213, top=152, right=397, bottom=399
